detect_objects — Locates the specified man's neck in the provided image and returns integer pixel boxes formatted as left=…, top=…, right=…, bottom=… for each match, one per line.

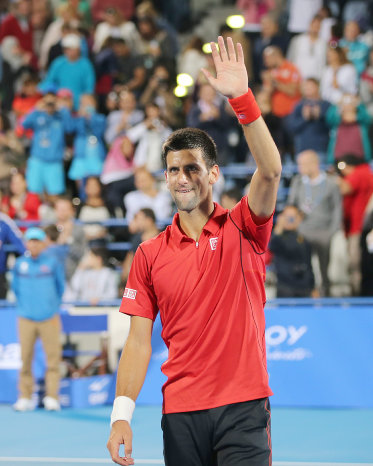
left=178, top=201, right=215, bottom=242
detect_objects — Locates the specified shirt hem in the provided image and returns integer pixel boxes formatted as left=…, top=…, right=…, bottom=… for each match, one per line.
left=162, top=389, right=273, bottom=414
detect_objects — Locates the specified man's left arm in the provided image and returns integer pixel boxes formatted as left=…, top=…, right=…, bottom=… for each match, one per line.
left=202, top=36, right=282, bottom=219
left=242, top=117, right=282, bottom=219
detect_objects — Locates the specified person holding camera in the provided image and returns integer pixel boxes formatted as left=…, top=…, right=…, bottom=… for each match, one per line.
left=22, top=92, right=73, bottom=197
left=270, top=205, right=315, bottom=298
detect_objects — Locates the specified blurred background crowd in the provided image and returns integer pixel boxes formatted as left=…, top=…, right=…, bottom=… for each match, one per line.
left=1, top=0, right=373, bottom=302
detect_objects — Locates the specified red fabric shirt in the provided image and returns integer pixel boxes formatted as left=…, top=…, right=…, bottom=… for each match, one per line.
left=119, top=197, right=273, bottom=414
left=1, top=193, right=41, bottom=224
left=0, top=14, right=33, bottom=53
left=343, top=164, right=373, bottom=235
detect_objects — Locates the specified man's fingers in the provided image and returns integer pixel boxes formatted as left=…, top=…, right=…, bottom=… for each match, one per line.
left=124, top=437, right=133, bottom=459
left=201, top=68, right=217, bottom=87
left=210, top=41, right=221, bottom=65
left=236, top=43, right=244, bottom=63
left=226, top=36, right=237, bottom=62
left=107, top=439, right=126, bottom=465
left=217, top=35, right=228, bottom=61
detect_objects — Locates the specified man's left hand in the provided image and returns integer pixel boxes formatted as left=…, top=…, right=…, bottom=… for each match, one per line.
left=201, top=36, right=248, bottom=99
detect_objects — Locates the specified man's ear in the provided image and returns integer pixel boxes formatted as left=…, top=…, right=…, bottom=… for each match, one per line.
left=209, top=164, right=220, bottom=185
left=164, top=170, right=169, bottom=189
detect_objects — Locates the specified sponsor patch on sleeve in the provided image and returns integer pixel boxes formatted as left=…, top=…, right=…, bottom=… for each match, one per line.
left=123, top=288, right=137, bottom=300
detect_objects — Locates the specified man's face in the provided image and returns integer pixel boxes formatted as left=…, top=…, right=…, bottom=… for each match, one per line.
left=302, top=80, right=319, bottom=99
left=55, top=200, right=73, bottom=222
left=282, top=207, right=301, bottom=231
left=165, top=149, right=218, bottom=213
left=64, top=46, right=80, bottom=61
left=297, top=152, right=319, bottom=177
left=27, top=239, right=45, bottom=257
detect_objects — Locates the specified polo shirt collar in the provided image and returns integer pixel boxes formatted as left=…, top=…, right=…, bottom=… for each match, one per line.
left=171, top=203, right=227, bottom=243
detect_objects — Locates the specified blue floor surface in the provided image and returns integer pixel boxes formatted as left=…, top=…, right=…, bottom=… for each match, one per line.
left=0, top=405, right=372, bottom=465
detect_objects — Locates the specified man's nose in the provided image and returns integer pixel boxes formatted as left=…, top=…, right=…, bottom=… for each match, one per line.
left=177, top=170, right=189, bottom=184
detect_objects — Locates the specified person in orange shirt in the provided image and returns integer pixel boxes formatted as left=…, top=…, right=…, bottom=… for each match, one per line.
left=12, top=75, right=43, bottom=139
left=261, top=45, right=302, bottom=117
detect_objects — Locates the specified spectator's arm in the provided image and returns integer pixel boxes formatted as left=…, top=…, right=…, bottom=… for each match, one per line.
left=336, top=177, right=353, bottom=195
left=22, top=110, right=39, bottom=130
left=325, top=104, right=341, bottom=127
left=356, top=104, right=373, bottom=125
left=273, top=79, right=299, bottom=97
left=287, top=104, right=307, bottom=133
left=126, top=66, right=146, bottom=92
left=329, top=183, right=343, bottom=234
left=4, top=220, right=26, bottom=255
left=55, top=260, right=65, bottom=299
left=38, top=59, right=60, bottom=93
left=82, top=61, right=96, bottom=94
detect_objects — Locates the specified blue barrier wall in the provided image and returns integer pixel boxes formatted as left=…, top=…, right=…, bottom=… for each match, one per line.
left=1, top=299, right=373, bottom=408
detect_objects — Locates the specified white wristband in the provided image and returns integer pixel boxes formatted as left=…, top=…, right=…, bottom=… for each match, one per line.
left=110, top=396, right=136, bottom=427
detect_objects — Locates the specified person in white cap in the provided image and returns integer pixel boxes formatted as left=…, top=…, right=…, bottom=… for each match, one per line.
left=39, top=33, right=95, bottom=109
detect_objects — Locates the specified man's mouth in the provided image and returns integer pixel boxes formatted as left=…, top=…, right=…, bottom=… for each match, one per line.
left=177, top=188, right=193, bottom=193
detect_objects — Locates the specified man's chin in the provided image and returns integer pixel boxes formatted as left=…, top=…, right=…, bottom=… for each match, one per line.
left=174, top=199, right=198, bottom=213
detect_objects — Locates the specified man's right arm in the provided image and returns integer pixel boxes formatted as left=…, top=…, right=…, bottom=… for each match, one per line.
left=107, top=315, right=153, bottom=466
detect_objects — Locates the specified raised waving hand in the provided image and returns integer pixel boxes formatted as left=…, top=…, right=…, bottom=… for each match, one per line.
left=202, top=36, right=249, bottom=99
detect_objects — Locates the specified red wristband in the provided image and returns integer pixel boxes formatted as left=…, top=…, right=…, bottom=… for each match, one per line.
left=228, top=89, right=261, bottom=125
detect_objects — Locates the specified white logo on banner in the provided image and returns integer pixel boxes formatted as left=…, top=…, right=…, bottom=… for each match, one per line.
left=88, top=376, right=111, bottom=405
left=0, top=343, right=22, bottom=369
left=265, top=325, right=312, bottom=361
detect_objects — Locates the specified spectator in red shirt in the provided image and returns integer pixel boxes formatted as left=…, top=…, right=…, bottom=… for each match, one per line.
left=1, top=171, right=41, bottom=228
left=336, top=154, right=373, bottom=295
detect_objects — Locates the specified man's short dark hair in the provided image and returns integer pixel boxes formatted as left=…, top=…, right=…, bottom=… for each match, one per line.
left=337, top=153, right=364, bottom=167
left=139, top=208, right=156, bottom=223
left=44, top=224, right=60, bottom=242
left=162, top=128, right=218, bottom=169
left=221, top=187, right=242, bottom=203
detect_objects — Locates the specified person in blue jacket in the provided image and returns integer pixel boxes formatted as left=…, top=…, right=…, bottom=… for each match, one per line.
left=39, top=33, right=95, bottom=110
left=68, top=94, right=107, bottom=193
left=12, top=227, right=65, bottom=412
left=0, top=212, right=25, bottom=299
left=22, top=92, right=73, bottom=196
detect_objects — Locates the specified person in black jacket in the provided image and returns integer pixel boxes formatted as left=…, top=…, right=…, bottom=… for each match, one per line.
left=270, top=205, right=315, bottom=297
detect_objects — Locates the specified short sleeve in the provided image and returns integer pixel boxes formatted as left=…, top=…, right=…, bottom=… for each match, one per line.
left=345, top=170, right=360, bottom=192
left=119, top=246, right=158, bottom=321
left=230, top=196, right=273, bottom=253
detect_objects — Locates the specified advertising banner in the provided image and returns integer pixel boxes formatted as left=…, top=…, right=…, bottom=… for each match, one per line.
left=1, top=303, right=372, bottom=408
left=133, top=305, right=373, bottom=408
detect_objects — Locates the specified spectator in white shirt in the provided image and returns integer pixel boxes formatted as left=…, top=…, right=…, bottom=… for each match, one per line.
left=287, top=15, right=327, bottom=80
left=320, top=45, right=358, bottom=104
left=124, top=167, right=172, bottom=223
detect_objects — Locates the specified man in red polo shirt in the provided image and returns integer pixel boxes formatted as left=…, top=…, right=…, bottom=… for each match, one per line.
left=107, top=36, right=282, bottom=466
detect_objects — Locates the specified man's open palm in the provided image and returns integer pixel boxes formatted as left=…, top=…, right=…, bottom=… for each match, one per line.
left=202, top=36, right=248, bottom=99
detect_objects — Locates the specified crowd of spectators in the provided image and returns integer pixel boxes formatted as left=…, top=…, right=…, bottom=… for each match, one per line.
left=0, top=0, right=373, bottom=300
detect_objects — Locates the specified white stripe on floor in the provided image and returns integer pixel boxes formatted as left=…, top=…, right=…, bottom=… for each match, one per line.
left=0, top=458, right=371, bottom=465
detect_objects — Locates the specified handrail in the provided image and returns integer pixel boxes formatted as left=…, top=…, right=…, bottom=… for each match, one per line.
left=1, top=297, right=373, bottom=308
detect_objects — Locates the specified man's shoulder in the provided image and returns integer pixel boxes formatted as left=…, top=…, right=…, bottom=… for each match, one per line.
left=137, top=227, right=171, bottom=263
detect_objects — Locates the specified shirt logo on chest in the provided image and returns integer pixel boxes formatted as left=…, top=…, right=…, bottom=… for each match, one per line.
left=209, top=237, right=218, bottom=251
left=123, top=288, right=137, bottom=300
